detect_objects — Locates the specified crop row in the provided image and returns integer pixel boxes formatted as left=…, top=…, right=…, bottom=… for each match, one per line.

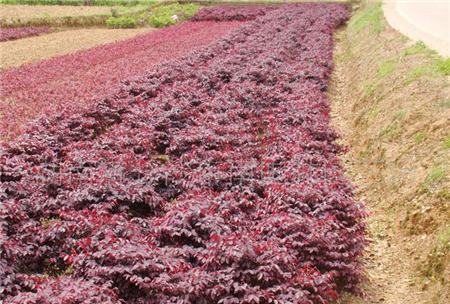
left=191, top=5, right=274, bottom=22
left=0, top=20, right=242, bottom=141
left=0, top=4, right=365, bottom=303
left=0, top=27, right=50, bottom=42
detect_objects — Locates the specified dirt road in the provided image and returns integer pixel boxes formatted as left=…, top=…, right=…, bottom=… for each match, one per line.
left=383, top=0, right=450, bottom=56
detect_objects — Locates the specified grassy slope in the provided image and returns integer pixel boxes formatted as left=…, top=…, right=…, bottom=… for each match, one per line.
left=330, top=2, right=449, bottom=304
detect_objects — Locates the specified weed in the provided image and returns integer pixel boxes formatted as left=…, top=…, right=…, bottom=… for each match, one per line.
left=362, top=82, right=376, bottom=97
left=380, top=122, right=401, bottom=139
left=443, top=135, right=450, bottom=149
left=367, top=106, right=380, bottom=119
left=393, top=109, right=406, bottom=120
left=414, top=131, right=427, bottom=144
left=405, top=64, right=433, bottom=84
left=422, top=225, right=450, bottom=279
left=435, top=58, right=450, bottom=76
left=377, top=59, right=395, bottom=77
left=421, top=166, right=446, bottom=193
left=426, top=166, right=446, bottom=184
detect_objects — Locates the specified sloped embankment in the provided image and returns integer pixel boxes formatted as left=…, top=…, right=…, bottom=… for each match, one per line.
left=330, top=3, right=449, bottom=304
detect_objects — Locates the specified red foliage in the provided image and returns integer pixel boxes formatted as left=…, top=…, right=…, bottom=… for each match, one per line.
left=0, top=4, right=366, bottom=303
left=0, top=27, right=50, bottom=42
left=0, top=21, right=242, bottom=140
left=191, top=5, right=274, bottom=21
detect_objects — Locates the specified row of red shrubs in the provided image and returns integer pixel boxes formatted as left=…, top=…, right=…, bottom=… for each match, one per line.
left=0, top=21, right=241, bottom=140
left=0, top=27, right=50, bottom=42
left=0, top=4, right=365, bottom=303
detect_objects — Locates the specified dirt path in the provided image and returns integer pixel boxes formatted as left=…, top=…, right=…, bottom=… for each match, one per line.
left=330, top=3, right=449, bottom=304
left=331, top=33, right=429, bottom=304
left=0, top=28, right=153, bottom=68
left=383, top=0, right=450, bottom=56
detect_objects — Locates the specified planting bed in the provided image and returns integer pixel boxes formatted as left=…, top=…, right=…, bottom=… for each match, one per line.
left=0, top=20, right=241, bottom=140
left=0, top=4, right=366, bottom=304
left=0, top=27, right=50, bottom=42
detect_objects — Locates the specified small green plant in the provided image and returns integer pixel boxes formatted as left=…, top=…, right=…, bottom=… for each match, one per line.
left=426, top=166, right=445, bottom=183
left=404, top=64, right=433, bottom=84
left=106, top=16, right=136, bottom=28
left=435, top=58, right=450, bottom=76
left=362, top=82, right=376, bottom=97
left=381, top=123, right=400, bottom=139
left=414, top=131, right=427, bottom=144
left=420, top=166, right=447, bottom=195
left=366, top=106, right=380, bottom=119
left=393, top=109, right=406, bottom=120
left=377, top=59, right=396, bottom=77
left=422, top=226, right=450, bottom=279
left=442, top=135, right=450, bottom=149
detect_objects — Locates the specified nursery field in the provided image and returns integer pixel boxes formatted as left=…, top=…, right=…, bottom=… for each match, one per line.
left=0, top=20, right=241, bottom=139
left=0, top=3, right=367, bottom=303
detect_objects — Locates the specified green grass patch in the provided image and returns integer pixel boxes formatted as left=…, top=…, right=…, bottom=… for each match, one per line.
left=379, top=122, right=401, bottom=139
left=414, top=131, right=427, bottom=144
left=106, top=16, right=136, bottom=28
left=405, top=58, right=450, bottom=84
left=405, top=64, right=434, bottom=84
left=148, top=3, right=199, bottom=28
left=425, top=166, right=446, bottom=184
left=348, top=2, right=384, bottom=34
left=402, top=41, right=436, bottom=57
left=362, top=82, right=376, bottom=97
left=435, top=58, right=450, bottom=76
left=443, top=135, right=450, bottom=149
left=377, top=59, right=396, bottom=78
left=393, top=109, right=406, bottom=120
left=420, top=166, right=447, bottom=195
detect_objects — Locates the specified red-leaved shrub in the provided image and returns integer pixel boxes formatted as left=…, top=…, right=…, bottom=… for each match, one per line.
left=0, top=21, right=242, bottom=140
left=0, top=4, right=365, bottom=303
left=0, top=27, right=50, bottom=42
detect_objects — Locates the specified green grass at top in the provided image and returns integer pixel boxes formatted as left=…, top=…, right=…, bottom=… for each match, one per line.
left=148, top=3, right=199, bottom=28
left=348, top=2, right=384, bottom=34
left=0, top=0, right=155, bottom=6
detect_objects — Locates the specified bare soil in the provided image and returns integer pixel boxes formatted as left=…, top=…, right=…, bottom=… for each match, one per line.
left=0, top=4, right=114, bottom=20
left=0, top=28, right=152, bottom=68
left=330, top=4, right=449, bottom=304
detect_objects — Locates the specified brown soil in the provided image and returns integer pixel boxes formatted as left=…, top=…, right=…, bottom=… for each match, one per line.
left=330, top=3, right=449, bottom=304
left=0, top=28, right=152, bottom=69
left=0, top=4, right=114, bottom=20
